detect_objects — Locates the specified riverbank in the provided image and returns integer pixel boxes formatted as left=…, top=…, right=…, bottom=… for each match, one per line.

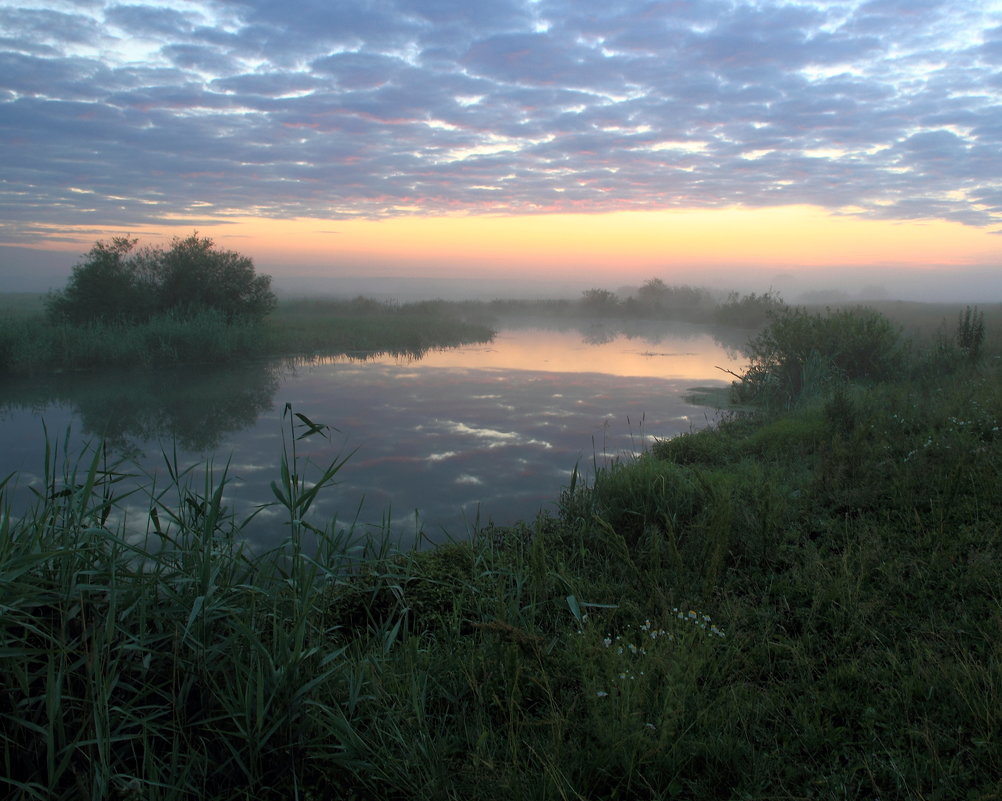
left=0, top=295, right=495, bottom=375
left=1, top=306, right=1000, bottom=799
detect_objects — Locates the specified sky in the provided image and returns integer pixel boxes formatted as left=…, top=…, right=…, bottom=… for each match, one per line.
left=2, top=0, right=1002, bottom=299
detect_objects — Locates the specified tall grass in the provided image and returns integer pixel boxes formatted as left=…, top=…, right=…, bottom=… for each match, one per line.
left=3, top=310, right=1002, bottom=799
left=0, top=412, right=368, bottom=800
left=262, top=296, right=494, bottom=359
left=0, top=296, right=495, bottom=375
left=0, top=309, right=266, bottom=374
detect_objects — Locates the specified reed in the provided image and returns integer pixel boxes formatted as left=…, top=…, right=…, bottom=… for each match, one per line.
left=0, top=414, right=370, bottom=800
left=0, top=310, right=265, bottom=374
left=0, top=296, right=494, bottom=376
left=2, top=316, right=1001, bottom=799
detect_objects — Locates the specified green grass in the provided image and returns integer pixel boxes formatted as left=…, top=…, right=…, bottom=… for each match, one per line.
left=0, top=308, right=267, bottom=374
left=262, top=296, right=494, bottom=358
left=0, top=293, right=46, bottom=318
left=2, top=309, right=1002, bottom=799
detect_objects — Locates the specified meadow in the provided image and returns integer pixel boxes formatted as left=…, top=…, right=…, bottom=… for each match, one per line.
left=1, top=300, right=999, bottom=799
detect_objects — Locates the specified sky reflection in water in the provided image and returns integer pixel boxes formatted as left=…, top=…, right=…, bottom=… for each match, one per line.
left=0, top=325, right=745, bottom=547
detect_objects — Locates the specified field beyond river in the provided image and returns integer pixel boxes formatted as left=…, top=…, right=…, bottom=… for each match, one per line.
left=1, top=293, right=1000, bottom=800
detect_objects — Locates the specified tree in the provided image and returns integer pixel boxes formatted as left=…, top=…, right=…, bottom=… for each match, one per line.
left=636, top=277, right=670, bottom=308
left=580, top=288, right=620, bottom=313
left=634, top=278, right=713, bottom=319
left=44, top=237, right=150, bottom=324
left=46, top=234, right=276, bottom=325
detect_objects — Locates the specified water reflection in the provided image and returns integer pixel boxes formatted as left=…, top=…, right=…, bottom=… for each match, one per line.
left=496, top=316, right=750, bottom=355
left=317, top=322, right=747, bottom=381
left=0, top=362, right=280, bottom=456
left=0, top=323, right=747, bottom=547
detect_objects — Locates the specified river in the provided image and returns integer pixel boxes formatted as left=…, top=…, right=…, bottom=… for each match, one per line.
left=0, top=319, right=746, bottom=548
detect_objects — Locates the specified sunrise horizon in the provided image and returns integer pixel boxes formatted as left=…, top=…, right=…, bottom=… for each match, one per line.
left=5, top=202, right=1002, bottom=302
left=3, top=0, right=1002, bottom=302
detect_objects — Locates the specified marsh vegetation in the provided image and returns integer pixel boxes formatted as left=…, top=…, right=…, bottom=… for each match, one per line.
left=0, top=236, right=495, bottom=376
left=1, top=299, right=1000, bottom=799
left=0, top=294, right=495, bottom=376
left=0, top=261, right=797, bottom=377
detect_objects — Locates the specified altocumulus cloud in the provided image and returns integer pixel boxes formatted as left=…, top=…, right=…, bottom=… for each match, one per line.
left=0, top=0, right=1000, bottom=242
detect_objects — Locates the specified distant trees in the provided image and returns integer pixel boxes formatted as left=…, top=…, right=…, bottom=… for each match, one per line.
left=580, top=288, right=621, bottom=312
left=575, top=280, right=785, bottom=326
left=713, top=289, right=785, bottom=328
left=46, top=234, right=276, bottom=325
left=632, top=278, right=713, bottom=319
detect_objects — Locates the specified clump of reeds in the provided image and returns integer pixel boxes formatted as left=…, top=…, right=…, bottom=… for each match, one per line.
left=0, top=409, right=368, bottom=800
left=0, top=309, right=266, bottom=374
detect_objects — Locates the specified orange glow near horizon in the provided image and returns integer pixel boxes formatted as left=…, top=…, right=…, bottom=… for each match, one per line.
left=14, top=205, right=1002, bottom=281
left=307, top=327, right=745, bottom=381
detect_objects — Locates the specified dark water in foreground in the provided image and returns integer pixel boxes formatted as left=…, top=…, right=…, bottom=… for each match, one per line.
left=0, top=323, right=744, bottom=547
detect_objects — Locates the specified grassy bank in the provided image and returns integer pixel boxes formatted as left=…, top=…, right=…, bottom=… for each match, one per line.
left=262, top=296, right=495, bottom=358
left=2, top=307, right=1000, bottom=799
left=0, top=295, right=494, bottom=375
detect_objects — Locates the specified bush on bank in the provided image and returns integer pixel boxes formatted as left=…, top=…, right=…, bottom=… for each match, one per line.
left=45, top=234, right=276, bottom=326
left=733, top=305, right=905, bottom=408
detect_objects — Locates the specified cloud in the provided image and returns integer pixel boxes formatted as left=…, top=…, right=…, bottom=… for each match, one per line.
left=104, top=4, right=197, bottom=37
left=0, top=0, right=1000, bottom=242
left=160, top=43, right=241, bottom=74
left=0, top=6, right=105, bottom=47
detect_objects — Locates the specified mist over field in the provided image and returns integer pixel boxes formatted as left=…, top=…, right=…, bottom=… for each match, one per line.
left=4, top=243, right=1001, bottom=305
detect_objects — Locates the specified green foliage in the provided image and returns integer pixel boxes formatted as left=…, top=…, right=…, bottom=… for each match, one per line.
left=263, top=296, right=495, bottom=359
left=957, top=304, right=986, bottom=362
left=5, top=306, right=1002, bottom=799
left=0, top=428, right=366, bottom=801
left=45, top=234, right=276, bottom=326
left=44, top=237, right=151, bottom=324
left=0, top=295, right=494, bottom=375
left=0, top=308, right=265, bottom=374
left=736, top=305, right=903, bottom=408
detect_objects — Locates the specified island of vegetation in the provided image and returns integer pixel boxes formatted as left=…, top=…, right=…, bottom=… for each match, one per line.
left=0, top=240, right=999, bottom=799
left=0, top=234, right=496, bottom=375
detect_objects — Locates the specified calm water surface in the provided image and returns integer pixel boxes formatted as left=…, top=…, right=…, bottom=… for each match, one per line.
left=0, top=322, right=745, bottom=547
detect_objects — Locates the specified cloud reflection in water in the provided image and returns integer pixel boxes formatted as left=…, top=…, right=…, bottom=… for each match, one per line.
left=0, top=326, right=742, bottom=547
